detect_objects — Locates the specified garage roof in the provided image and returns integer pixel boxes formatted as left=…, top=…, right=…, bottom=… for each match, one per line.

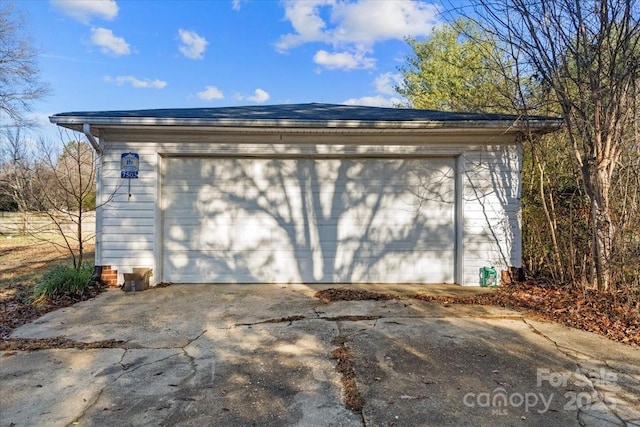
left=50, top=103, right=561, bottom=133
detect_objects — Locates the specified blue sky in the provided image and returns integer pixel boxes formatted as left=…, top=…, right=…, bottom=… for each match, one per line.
left=15, top=0, right=466, bottom=140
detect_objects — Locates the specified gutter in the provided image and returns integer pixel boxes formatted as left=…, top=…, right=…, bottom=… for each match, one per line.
left=51, top=116, right=562, bottom=132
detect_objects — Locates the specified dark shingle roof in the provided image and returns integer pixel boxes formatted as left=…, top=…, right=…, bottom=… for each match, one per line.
left=50, top=103, right=561, bottom=133
left=53, top=102, right=551, bottom=122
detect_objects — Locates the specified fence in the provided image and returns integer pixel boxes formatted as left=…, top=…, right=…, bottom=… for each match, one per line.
left=0, top=211, right=96, bottom=236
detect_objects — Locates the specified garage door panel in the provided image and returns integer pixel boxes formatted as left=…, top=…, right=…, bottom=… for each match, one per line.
left=166, top=249, right=300, bottom=283
left=162, top=157, right=455, bottom=283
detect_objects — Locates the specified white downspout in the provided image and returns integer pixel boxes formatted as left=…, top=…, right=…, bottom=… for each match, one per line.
left=83, top=124, right=103, bottom=269
left=83, top=123, right=102, bottom=155
left=454, top=154, right=465, bottom=285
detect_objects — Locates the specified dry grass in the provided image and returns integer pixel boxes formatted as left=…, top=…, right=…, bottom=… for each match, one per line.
left=0, top=234, right=95, bottom=339
left=0, top=234, right=94, bottom=281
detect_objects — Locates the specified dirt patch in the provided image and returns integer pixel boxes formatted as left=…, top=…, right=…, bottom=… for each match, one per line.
left=321, top=315, right=382, bottom=322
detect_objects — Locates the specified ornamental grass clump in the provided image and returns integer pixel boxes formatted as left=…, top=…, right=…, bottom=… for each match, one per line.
left=33, top=265, right=94, bottom=301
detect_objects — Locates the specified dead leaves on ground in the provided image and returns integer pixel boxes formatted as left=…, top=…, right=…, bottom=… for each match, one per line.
left=315, top=283, right=640, bottom=346
left=315, top=288, right=400, bottom=303
left=331, top=336, right=364, bottom=412
left=2, top=281, right=637, bottom=351
left=0, top=281, right=106, bottom=340
left=1, top=337, right=125, bottom=352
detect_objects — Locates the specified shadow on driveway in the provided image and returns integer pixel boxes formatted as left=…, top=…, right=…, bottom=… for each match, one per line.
left=2, top=284, right=638, bottom=426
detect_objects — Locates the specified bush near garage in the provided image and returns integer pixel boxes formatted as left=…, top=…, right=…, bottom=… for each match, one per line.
left=32, top=264, right=96, bottom=301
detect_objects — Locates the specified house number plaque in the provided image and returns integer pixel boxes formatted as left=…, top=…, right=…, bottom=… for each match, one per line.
left=121, top=152, right=140, bottom=179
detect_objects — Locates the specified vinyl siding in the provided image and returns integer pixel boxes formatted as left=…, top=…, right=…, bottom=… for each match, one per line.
left=95, top=132, right=521, bottom=286
left=462, top=145, right=522, bottom=285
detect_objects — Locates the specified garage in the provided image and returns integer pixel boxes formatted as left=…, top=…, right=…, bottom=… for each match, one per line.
left=49, top=103, right=560, bottom=286
left=161, top=156, right=456, bottom=284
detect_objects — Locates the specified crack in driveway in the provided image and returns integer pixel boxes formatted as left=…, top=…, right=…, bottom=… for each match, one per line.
left=523, top=318, right=630, bottom=425
left=5, top=285, right=638, bottom=427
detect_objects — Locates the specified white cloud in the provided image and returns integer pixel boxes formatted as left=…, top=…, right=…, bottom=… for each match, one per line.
left=246, top=88, right=270, bottom=103
left=276, top=0, right=332, bottom=52
left=331, top=0, right=441, bottom=44
left=26, top=112, right=55, bottom=129
left=374, top=72, right=403, bottom=95
left=231, top=0, right=246, bottom=11
left=51, top=0, right=118, bottom=24
left=91, top=27, right=130, bottom=55
left=197, top=86, right=224, bottom=100
left=313, top=49, right=375, bottom=70
left=276, top=0, right=440, bottom=51
left=178, top=29, right=208, bottom=60
left=341, top=71, right=405, bottom=107
left=342, top=95, right=403, bottom=107
left=104, top=76, right=167, bottom=89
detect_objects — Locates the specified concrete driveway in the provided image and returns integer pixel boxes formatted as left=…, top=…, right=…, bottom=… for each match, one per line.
left=1, top=284, right=639, bottom=427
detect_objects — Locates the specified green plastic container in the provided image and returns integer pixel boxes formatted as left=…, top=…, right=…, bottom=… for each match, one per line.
left=480, top=266, right=498, bottom=287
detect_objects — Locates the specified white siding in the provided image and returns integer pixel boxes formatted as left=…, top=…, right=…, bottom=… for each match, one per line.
left=462, top=145, right=522, bottom=285
left=95, top=132, right=522, bottom=286
left=97, top=145, right=157, bottom=284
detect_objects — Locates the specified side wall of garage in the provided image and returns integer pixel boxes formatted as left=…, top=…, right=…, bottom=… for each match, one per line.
left=462, top=146, right=522, bottom=285
left=95, top=130, right=521, bottom=286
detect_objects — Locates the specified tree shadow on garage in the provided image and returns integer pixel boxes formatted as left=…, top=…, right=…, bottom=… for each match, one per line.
left=462, top=147, right=522, bottom=282
left=161, top=146, right=457, bottom=284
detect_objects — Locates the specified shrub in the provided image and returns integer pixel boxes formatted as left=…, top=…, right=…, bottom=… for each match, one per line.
left=33, top=264, right=94, bottom=301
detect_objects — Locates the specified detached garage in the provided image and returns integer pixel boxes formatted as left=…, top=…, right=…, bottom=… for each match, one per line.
left=50, top=103, right=558, bottom=286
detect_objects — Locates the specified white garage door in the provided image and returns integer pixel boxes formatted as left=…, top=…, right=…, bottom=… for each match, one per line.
left=161, top=157, right=455, bottom=283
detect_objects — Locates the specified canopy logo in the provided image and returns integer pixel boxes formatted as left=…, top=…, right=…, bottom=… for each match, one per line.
left=462, top=367, right=619, bottom=416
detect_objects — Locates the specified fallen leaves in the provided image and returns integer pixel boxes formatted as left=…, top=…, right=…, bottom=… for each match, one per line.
left=475, top=281, right=640, bottom=346
left=315, top=282, right=640, bottom=346
left=315, top=288, right=400, bottom=303
left=0, top=337, right=125, bottom=351
left=331, top=336, right=364, bottom=412
left=0, top=280, right=106, bottom=343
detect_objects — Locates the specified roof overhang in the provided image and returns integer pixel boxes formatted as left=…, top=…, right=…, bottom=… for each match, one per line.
left=49, top=103, right=563, bottom=137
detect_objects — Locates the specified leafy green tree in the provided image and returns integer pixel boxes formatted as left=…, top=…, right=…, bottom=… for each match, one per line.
left=397, top=19, right=515, bottom=113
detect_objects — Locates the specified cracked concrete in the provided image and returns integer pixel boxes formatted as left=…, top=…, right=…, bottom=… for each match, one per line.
left=2, top=284, right=638, bottom=426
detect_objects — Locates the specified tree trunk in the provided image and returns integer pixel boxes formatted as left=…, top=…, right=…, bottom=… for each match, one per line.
left=533, top=151, right=564, bottom=282
left=583, top=162, right=614, bottom=291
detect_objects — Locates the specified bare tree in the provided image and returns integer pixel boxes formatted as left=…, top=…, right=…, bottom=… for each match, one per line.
left=1, top=129, right=100, bottom=269
left=0, top=127, right=30, bottom=211
left=0, top=2, right=50, bottom=127
left=472, top=0, right=640, bottom=291
left=33, top=134, right=97, bottom=269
